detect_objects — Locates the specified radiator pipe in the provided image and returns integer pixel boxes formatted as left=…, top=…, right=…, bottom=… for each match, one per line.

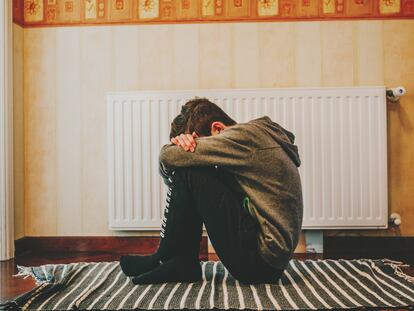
left=386, top=86, right=406, bottom=102
left=389, top=213, right=402, bottom=226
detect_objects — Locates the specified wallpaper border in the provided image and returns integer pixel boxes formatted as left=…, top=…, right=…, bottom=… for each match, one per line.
left=13, top=0, right=414, bottom=28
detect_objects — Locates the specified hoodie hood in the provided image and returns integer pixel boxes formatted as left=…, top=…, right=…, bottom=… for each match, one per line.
left=252, top=116, right=301, bottom=167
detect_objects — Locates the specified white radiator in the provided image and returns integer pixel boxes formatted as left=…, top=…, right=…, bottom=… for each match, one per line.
left=107, top=87, right=388, bottom=230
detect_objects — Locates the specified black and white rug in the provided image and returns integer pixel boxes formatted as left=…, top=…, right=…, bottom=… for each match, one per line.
left=3, top=259, right=414, bottom=310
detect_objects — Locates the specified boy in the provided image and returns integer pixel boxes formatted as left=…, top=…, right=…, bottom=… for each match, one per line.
left=120, top=98, right=303, bottom=285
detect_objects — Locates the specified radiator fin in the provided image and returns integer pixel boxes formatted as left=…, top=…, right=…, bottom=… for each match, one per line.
left=107, top=87, right=388, bottom=230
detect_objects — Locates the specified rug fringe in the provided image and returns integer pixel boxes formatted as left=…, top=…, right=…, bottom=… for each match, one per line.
left=13, top=265, right=47, bottom=285
left=380, top=258, right=414, bottom=283
left=12, top=266, right=34, bottom=280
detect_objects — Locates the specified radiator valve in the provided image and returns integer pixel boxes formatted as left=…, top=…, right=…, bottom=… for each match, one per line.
left=386, top=86, right=406, bottom=102
left=389, top=212, right=402, bottom=226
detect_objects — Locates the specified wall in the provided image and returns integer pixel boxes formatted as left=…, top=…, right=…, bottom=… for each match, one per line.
left=17, top=20, right=414, bottom=243
left=12, top=0, right=414, bottom=28
left=384, top=21, right=414, bottom=236
left=13, top=24, right=24, bottom=240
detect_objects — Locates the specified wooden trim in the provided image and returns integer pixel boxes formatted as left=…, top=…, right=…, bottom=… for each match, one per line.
left=14, top=236, right=209, bottom=260
left=324, top=236, right=414, bottom=265
left=13, top=0, right=414, bottom=28
left=14, top=237, right=28, bottom=256
left=0, top=0, right=14, bottom=261
left=209, top=237, right=414, bottom=263
left=15, top=236, right=414, bottom=264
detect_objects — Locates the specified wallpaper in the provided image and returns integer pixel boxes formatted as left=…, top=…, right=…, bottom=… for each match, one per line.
left=13, top=0, right=414, bottom=27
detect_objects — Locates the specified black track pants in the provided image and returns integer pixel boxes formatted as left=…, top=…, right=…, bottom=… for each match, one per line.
left=157, top=166, right=283, bottom=284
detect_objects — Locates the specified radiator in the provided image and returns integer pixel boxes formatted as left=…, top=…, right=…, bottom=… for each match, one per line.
left=107, top=87, right=388, bottom=230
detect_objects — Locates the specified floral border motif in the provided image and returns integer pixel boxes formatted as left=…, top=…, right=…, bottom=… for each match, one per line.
left=13, top=0, right=414, bottom=27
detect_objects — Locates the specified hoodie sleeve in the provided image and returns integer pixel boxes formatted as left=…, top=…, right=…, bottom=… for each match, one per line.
left=159, top=126, right=252, bottom=177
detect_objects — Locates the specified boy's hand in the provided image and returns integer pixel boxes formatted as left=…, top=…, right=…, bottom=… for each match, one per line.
left=171, top=132, right=198, bottom=152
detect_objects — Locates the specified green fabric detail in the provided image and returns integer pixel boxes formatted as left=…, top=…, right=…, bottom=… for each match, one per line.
left=243, top=196, right=256, bottom=219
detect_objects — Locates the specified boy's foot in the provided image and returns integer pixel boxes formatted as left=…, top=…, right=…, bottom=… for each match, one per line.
left=131, top=256, right=201, bottom=284
left=119, top=253, right=160, bottom=277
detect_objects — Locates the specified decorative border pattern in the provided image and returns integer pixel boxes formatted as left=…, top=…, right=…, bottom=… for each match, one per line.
left=13, top=0, right=414, bottom=28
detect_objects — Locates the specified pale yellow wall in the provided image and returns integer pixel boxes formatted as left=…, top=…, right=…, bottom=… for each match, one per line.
left=18, top=20, right=414, bottom=242
left=13, top=24, right=25, bottom=240
left=384, top=21, right=414, bottom=237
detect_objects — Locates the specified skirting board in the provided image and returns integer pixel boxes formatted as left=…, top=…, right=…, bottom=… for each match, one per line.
left=14, top=236, right=414, bottom=265
left=208, top=236, right=414, bottom=264
left=324, top=236, right=414, bottom=265
left=14, top=236, right=209, bottom=261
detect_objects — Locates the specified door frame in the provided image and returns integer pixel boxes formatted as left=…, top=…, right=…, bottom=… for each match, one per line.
left=0, top=0, right=14, bottom=261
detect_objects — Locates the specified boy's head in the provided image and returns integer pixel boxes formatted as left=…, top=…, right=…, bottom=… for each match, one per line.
left=169, top=100, right=198, bottom=139
left=169, top=97, right=236, bottom=139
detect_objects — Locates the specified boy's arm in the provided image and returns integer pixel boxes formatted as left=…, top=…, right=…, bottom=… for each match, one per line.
left=159, top=126, right=252, bottom=176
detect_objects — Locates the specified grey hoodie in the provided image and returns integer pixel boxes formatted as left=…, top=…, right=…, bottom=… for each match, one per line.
left=159, top=116, right=303, bottom=270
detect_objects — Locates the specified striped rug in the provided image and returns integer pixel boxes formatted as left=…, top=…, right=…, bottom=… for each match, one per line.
left=4, top=259, right=414, bottom=310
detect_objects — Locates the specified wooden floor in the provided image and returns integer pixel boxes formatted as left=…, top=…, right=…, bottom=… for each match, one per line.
left=1, top=251, right=134, bottom=304
left=1, top=251, right=413, bottom=309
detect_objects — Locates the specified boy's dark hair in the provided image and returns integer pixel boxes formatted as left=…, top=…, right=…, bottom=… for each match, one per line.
left=169, top=97, right=236, bottom=138
left=169, top=100, right=198, bottom=139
